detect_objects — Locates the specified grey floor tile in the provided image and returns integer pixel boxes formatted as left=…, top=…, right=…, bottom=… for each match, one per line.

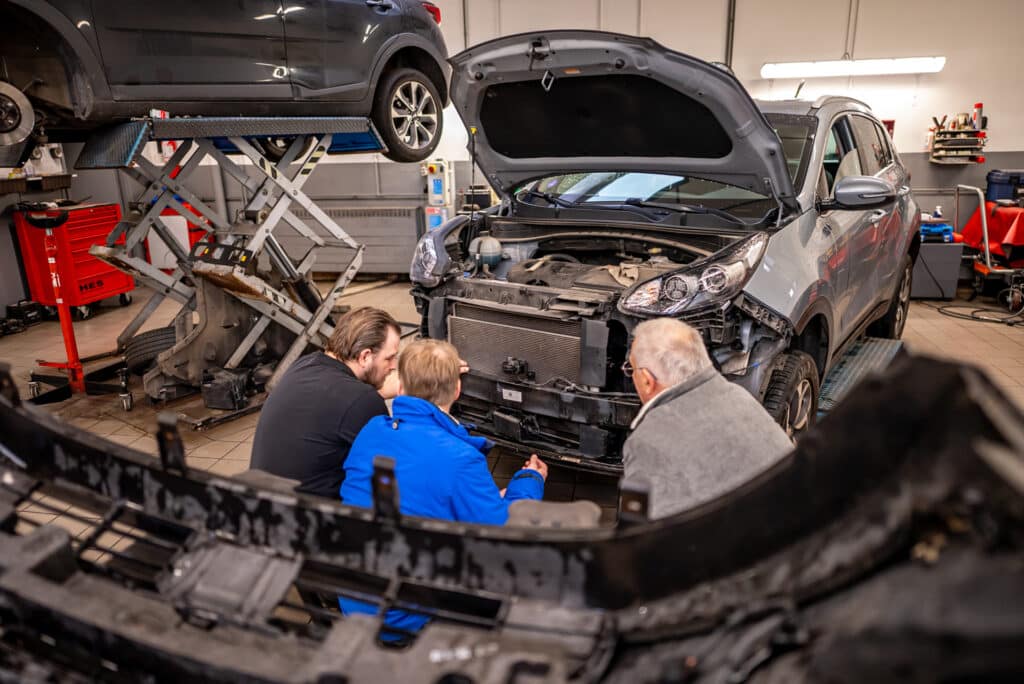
left=222, top=441, right=254, bottom=461
left=208, top=458, right=250, bottom=477
left=186, top=456, right=221, bottom=471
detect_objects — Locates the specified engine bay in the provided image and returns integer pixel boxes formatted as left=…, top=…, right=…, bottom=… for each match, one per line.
left=410, top=216, right=792, bottom=463
left=453, top=220, right=727, bottom=293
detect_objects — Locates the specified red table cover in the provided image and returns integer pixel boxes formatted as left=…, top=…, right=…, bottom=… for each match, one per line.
left=958, top=202, right=1024, bottom=267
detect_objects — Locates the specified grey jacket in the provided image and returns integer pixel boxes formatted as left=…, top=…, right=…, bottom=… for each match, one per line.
left=622, top=367, right=794, bottom=519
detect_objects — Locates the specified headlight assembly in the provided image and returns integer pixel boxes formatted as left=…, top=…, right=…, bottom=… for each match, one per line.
left=410, top=233, right=441, bottom=287
left=409, top=215, right=469, bottom=287
left=620, top=232, right=768, bottom=315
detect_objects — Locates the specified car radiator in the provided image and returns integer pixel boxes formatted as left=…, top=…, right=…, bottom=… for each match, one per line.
left=448, top=303, right=583, bottom=384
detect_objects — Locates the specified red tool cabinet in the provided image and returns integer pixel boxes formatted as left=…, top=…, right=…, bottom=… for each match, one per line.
left=13, top=203, right=135, bottom=308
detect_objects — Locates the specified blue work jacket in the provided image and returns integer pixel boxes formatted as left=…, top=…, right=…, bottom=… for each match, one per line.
left=338, top=395, right=544, bottom=637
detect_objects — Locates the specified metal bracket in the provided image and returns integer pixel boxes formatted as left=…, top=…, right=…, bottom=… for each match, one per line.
left=541, top=70, right=555, bottom=92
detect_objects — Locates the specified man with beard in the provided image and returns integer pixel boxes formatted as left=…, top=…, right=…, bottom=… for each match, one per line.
left=250, top=307, right=401, bottom=498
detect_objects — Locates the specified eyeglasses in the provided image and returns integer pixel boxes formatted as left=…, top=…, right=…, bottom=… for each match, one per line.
left=622, top=359, right=656, bottom=382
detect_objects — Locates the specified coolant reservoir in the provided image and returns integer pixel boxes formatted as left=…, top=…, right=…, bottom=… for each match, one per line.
left=468, top=233, right=504, bottom=268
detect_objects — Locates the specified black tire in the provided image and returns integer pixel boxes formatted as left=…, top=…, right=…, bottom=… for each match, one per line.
left=125, top=327, right=176, bottom=375
left=372, top=67, right=443, bottom=163
left=763, top=351, right=820, bottom=441
left=119, top=292, right=133, bottom=306
left=73, top=305, right=92, bottom=320
left=254, top=136, right=314, bottom=163
left=868, top=255, right=913, bottom=339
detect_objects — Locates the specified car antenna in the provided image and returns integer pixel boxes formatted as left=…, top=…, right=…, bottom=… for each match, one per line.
left=794, top=80, right=806, bottom=98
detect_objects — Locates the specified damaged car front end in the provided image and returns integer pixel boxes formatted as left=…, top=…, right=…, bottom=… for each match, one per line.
left=411, top=212, right=794, bottom=471
left=409, top=31, right=817, bottom=469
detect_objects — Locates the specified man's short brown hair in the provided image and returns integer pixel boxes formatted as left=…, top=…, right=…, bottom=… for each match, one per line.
left=399, top=339, right=460, bottom=407
left=326, top=307, right=400, bottom=361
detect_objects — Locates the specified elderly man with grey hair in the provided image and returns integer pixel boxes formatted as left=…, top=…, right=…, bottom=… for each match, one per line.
left=622, top=317, right=793, bottom=519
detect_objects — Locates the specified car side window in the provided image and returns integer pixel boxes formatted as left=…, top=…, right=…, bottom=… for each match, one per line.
left=849, top=116, right=886, bottom=176
left=820, top=118, right=860, bottom=197
left=873, top=123, right=895, bottom=168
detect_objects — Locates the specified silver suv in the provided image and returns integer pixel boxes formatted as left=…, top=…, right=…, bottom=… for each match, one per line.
left=410, top=31, right=920, bottom=472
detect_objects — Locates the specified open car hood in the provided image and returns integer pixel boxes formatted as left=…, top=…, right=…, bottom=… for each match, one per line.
left=450, top=31, right=798, bottom=208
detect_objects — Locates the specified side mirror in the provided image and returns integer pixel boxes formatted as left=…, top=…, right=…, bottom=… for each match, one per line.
left=818, top=176, right=897, bottom=212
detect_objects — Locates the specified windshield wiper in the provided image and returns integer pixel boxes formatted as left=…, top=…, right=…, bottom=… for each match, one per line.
left=517, top=189, right=579, bottom=208
left=621, top=197, right=771, bottom=227
left=719, top=196, right=773, bottom=212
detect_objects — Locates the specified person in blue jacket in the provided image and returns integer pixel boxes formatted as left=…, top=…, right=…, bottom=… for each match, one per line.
left=338, top=338, right=548, bottom=640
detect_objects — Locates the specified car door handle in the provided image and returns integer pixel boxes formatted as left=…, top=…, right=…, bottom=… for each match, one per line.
left=869, top=210, right=887, bottom=223
left=366, top=0, right=393, bottom=7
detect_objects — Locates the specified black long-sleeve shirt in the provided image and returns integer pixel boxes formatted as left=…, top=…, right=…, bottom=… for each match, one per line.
left=251, top=352, right=387, bottom=498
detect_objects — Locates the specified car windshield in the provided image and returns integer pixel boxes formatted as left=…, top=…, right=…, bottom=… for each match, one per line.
left=518, top=172, right=774, bottom=219
left=517, top=115, right=815, bottom=220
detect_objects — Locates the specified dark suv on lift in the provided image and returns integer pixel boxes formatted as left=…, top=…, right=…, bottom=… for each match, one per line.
left=410, top=31, right=920, bottom=472
left=0, top=0, right=449, bottom=162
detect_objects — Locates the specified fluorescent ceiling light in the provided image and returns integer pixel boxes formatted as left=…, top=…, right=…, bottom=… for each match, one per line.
left=760, top=56, right=946, bottom=79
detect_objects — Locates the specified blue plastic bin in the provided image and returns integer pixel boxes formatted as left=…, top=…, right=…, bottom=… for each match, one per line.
left=985, top=169, right=1024, bottom=201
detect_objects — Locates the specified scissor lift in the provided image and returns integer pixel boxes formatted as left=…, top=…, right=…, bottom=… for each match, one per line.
left=75, top=116, right=385, bottom=426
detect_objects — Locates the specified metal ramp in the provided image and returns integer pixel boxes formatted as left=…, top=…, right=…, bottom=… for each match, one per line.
left=75, top=116, right=387, bottom=425
left=818, top=337, right=905, bottom=415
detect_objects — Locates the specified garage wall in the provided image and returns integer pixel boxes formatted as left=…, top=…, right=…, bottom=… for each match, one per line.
left=736, top=0, right=1022, bottom=154
left=435, top=0, right=1021, bottom=155
left=429, top=0, right=1023, bottom=220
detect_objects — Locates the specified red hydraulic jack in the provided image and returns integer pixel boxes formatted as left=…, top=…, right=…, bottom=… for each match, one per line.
left=22, top=207, right=134, bottom=411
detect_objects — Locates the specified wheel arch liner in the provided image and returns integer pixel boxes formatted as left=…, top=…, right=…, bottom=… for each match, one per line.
left=9, top=0, right=111, bottom=103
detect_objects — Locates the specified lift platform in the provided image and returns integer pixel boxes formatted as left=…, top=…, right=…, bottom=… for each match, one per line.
left=72, top=115, right=387, bottom=426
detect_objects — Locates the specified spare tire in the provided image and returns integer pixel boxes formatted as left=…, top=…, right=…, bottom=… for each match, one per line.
left=125, top=327, right=176, bottom=375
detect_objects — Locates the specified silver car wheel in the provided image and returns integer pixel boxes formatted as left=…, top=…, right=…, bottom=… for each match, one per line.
left=785, top=378, right=814, bottom=439
left=390, top=80, right=438, bottom=151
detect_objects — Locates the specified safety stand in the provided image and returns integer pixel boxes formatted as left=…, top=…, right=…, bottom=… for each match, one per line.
left=19, top=206, right=133, bottom=410
left=76, top=116, right=385, bottom=423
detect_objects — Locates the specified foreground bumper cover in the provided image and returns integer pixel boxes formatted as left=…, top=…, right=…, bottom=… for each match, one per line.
left=0, top=356, right=1022, bottom=682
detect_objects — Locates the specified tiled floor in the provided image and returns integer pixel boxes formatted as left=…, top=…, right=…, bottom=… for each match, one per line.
left=3, top=283, right=1023, bottom=529
left=900, top=298, right=1024, bottom=409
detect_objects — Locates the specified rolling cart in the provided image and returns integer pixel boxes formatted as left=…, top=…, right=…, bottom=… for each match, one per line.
left=15, top=205, right=133, bottom=410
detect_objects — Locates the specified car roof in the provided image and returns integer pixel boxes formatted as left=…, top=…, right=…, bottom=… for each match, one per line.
left=756, top=95, right=874, bottom=117
left=756, top=99, right=815, bottom=116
